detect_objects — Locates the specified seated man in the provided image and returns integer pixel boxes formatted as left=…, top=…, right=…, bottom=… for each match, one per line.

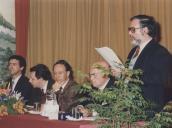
left=78, top=61, right=116, bottom=117
left=29, top=64, right=54, bottom=106
left=52, top=60, right=78, bottom=113
left=6, top=55, right=33, bottom=104
left=90, top=61, right=115, bottom=90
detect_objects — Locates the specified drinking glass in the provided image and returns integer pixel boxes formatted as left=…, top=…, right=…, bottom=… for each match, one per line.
left=46, top=90, right=57, bottom=104
left=71, top=107, right=81, bottom=119
left=34, top=102, right=40, bottom=111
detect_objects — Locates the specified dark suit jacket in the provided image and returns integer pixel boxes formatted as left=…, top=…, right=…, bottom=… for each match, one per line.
left=6, top=75, right=33, bottom=104
left=91, top=76, right=115, bottom=90
left=105, top=76, right=116, bottom=89
left=127, top=39, right=172, bottom=110
left=82, top=76, right=116, bottom=106
left=55, top=80, right=78, bottom=113
left=29, top=79, right=54, bottom=105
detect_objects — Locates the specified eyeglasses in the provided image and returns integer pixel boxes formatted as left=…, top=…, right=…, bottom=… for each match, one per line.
left=89, top=72, right=102, bottom=79
left=128, top=27, right=142, bottom=33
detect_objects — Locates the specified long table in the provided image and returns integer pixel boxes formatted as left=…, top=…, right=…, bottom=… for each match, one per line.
left=0, top=114, right=97, bottom=128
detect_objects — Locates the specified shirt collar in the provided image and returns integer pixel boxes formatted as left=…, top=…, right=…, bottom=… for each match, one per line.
left=61, top=79, right=69, bottom=90
left=138, top=38, right=152, bottom=55
left=99, top=78, right=110, bottom=91
left=12, top=74, right=22, bottom=86
left=42, top=81, right=48, bottom=93
left=53, top=79, right=70, bottom=92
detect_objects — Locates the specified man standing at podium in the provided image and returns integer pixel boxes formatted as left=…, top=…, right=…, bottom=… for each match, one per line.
left=127, top=15, right=172, bottom=111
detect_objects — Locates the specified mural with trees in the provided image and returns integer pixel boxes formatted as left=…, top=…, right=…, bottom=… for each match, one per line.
left=0, top=4, right=16, bottom=84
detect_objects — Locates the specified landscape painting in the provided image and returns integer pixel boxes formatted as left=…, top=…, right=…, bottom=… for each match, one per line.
left=0, top=0, right=15, bottom=84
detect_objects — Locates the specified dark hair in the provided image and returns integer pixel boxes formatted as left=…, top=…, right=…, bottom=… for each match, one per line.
left=130, top=15, right=158, bottom=38
left=8, top=55, right=26, bottom=74
left=30, top=64, right=52, bottom=80
left=53, top=60, right=74, bottom=80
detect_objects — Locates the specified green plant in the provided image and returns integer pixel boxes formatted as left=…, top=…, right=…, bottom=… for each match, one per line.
left=147, top=112, right=172, bottom=128
left=78, top=66, right=172, bottom=128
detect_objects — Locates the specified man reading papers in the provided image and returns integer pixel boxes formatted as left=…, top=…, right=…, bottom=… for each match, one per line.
left=96, top=15, right=172, bottom=112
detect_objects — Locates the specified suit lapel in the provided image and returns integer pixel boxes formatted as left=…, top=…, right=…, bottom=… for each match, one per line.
left=14, top=75, right=23, bottom=91
left=133, top=40, right=156, bottom=69
left=6, top=78, right=12, bottom=90
left=127, top=46, right=137, bottom=61
left=105, top=77, right=115, bottom=89
left=62, top=80, right=72, bottom=93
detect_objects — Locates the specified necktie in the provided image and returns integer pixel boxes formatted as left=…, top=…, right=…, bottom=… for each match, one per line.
left=59, top=87, right=63, bottom=93
left=41, top=88, right=45, bottom=94
left=11, top=80, right=15, bottom=92
left=133, top=46, right=140, bottom=58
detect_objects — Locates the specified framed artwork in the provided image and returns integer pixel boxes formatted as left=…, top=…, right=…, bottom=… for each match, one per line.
left=0, top=0, right=15, bottom=84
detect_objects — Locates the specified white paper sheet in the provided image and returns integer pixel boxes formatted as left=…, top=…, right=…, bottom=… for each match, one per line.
left=95, top=47, right=124, bottom=70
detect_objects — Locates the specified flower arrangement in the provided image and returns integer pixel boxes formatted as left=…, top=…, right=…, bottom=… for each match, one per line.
left=0, top=88, right=25, bottom=116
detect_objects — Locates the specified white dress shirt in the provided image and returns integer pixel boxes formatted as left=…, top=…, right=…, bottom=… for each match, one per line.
left=42, top=81, right=48, bottom=93
left=129, top=38, right=152, bottom=69
left=53, top=79, right=69, bottom=92
left=12, top=74, right=22, bottom=92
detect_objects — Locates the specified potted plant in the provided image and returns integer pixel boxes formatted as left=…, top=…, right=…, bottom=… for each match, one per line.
left=78, top=65, right=172, bottom=128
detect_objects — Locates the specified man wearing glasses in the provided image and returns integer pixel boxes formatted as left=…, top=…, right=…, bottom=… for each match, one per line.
left=77, top=61, right=115, bottom=117
left=127, top=15, right=172, bottom=112
left=89, top=61, right=115, bottom=91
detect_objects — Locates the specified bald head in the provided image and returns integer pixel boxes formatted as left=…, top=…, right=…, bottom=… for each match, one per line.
left=89, top=61, right=110, bottom=89
left=91, top=61, right=110, bottom=70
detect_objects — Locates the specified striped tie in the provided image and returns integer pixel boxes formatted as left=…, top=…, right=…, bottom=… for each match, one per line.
left=11, top=80, right=15, bottom=92
left=133, top=46, right=140, bottom=58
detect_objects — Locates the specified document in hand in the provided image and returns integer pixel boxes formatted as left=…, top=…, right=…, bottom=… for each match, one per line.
left=95, top=47, right=124, bottom=70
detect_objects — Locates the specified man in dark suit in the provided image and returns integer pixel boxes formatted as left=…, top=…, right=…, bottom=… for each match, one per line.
left=29, top=64, right=54, bottom=105
left=77, top=61, right=115, bottom=117
left=7, top=55, right=33, bottom=104
left=127, top=15, right=172, bottom=111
